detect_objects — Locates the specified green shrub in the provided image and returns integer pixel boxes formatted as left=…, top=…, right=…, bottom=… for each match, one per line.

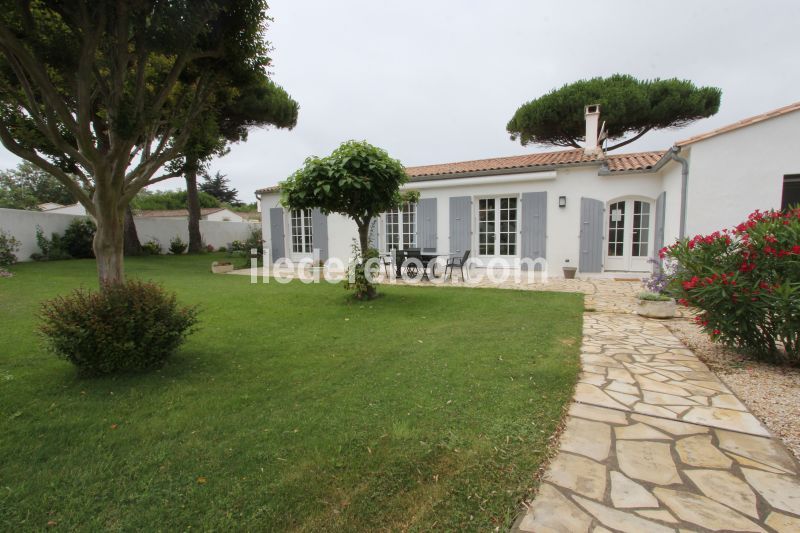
left=141, top=238, right=162, bottom=255
left=62, top=218, right=96, bottom=258
left=217, top=246, right=227, bottom=253
left=169, top=235, right=187, bottom=255
left=663, top=208, right=800, bottom=362
left=32, top=225, right=71, bottom=261
left=0, top=229, right=20, bottom=266
left=40, top=280, right=199, bottom=376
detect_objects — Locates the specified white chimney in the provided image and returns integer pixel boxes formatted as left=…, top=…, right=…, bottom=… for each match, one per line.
left=584, top=104, right=602, bottom=156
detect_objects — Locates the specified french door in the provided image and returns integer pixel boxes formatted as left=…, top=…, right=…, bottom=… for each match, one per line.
left=605, top=199, right=653, bottom=272
left=477, top=197, right=518, bottom=256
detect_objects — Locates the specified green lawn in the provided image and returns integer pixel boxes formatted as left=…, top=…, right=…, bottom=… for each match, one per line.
left=0, top=254, right=582, bottom=531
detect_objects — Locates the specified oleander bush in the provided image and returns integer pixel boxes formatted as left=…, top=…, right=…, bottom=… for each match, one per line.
left=662, top=207, right=800, bottom=362
left=40, top=280, right=199, bottom=376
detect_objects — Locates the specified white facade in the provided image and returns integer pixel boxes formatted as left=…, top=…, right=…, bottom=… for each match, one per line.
left=258, top=103, right=800, bottom=278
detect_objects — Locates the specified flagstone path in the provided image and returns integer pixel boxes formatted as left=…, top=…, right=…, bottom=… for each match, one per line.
left=512, top=284, right=800, bottom=533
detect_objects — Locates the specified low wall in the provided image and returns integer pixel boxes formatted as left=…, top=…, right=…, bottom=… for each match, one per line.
left=0, top=208, right=258, bottom=261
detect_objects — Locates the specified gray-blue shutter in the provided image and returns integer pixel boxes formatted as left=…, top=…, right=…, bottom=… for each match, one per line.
left=417, top=198, right=437, bottom=253
left=449, top=196, right=471, bottom=255
left=521, top=192, right=547, bottom=261
left=368, top=217, right=379, bottom=250
left=311, top=208, right=329, bottom=261
left=269, top=208, right=285, bottom=262
left=579, top=198, right=604, bottom=273
left=653, top=192, right=666, bottom=270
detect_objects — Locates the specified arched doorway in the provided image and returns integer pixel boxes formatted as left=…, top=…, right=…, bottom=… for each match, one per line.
left=605, top=197, right=654, bottom=272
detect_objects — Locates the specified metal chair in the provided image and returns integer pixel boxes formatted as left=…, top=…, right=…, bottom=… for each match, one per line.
left=403, top=248, right=422, bottom=278
left=444, top=249, right=471, bottom=280
left=381, top=251, right=395, bottom=277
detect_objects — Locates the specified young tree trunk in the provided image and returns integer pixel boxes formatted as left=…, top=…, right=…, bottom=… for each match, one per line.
left=93, top=192, right=125, bottom=286
left=185, top=161, right=203, bottom=253
left=123, top=206, right=142, bottom=256
left=357, top=220, right=370, bottom=257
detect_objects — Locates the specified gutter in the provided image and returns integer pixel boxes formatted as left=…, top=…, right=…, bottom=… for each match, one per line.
left=665, top=146, right=690, bottom=239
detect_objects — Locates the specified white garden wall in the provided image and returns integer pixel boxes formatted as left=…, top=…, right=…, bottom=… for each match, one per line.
left=0, top=207, right=257, bottom=261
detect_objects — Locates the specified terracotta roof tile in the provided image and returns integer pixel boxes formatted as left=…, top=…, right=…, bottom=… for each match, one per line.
left=405, top=149, right=665, bottom=178
left=255, top=149, right=666, bottom=193
left=676, top=100, right=800, bottom=147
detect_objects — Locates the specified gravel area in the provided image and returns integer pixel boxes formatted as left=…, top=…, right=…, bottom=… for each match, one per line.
left=667, top=318, right=800, bottom=460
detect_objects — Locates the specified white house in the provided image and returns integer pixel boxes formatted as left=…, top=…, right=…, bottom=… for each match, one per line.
left=257, top=101, right=800, bottom=277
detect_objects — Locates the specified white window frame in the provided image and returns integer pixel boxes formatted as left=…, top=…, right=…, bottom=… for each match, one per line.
left=290, top=209, right=313, bottom=254
left=476, top=195, right=519, bottom=257
left=385, top=203, right=417, bottom=252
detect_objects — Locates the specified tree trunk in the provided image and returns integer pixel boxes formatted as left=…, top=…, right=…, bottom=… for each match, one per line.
left=93, top=193, right=125, bottom=286
left=185, top=161, right=203, bottom=253
left=123, top=206, right=142, bottom=256
left=357, top=220, right=370, bottom=258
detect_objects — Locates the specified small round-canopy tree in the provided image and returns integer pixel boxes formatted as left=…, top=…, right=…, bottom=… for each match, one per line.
left=507, top=74, right=722, bottom=151
left=280, top=140, right=417, bottom=298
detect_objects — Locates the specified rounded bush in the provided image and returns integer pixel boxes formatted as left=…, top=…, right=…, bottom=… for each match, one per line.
left=62, top=218, right=96, bottom=258
left=40, top=280, right=199, bottom=375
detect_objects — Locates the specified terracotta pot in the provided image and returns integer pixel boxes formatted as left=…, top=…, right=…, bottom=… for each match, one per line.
left=636, top=298, right=676, bottom=319
left=563, top=266, right=577, bottom=279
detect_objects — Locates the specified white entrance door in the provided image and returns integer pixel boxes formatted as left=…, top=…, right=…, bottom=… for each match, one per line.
left=605, top=199, right=653, bottom=272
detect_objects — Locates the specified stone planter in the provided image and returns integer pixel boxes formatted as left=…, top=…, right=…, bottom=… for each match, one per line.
left=563, top=266, right=577, bottom=279
left=636, top=298, right=676, bottom=319
left=211, top=262, right=234, bottom=274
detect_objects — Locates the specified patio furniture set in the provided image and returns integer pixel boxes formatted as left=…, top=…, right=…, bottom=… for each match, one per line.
left=382, top=249, right=471, bottom=280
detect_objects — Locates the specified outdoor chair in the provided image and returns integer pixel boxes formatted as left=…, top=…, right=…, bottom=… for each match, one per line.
left=381, top=251, right=395, bottom=277
left=444, top=249, right=471, bottom=280
left=403, top=248, right=422, bottom=278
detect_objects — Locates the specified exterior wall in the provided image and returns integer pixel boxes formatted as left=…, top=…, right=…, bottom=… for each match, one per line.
left=660, top=161, right=684, bottom=246
left=683, top=110, right=800, bottom=236
left=0, top=207, right=256, bottom=261
left=0, top=208, right=83, bottom=261
left=260, top=166, right=666, bottom=277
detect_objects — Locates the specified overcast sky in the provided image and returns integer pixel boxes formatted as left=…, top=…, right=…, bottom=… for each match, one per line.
left=2, top=0, right=799, bottom=202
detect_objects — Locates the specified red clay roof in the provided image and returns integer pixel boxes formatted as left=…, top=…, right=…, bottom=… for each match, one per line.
left=676, top=100, right=800, bottom=147
left=256, top=149, right=665, bottom=193
left=405, top=149, right=665, bottom=178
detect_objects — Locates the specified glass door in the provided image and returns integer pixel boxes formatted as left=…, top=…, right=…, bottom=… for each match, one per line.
left=605, top=199, right=653, bottom=272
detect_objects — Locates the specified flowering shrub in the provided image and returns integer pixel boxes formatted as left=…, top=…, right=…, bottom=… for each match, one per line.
left=662, top=208, right=800, bottom=362
left=40, top=280, right=199, bottom=376
left=0, top=229, right=20, bottom=266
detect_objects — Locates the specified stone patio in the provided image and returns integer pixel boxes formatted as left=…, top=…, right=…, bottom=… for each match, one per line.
left=511, top=281, right=800, bottom=533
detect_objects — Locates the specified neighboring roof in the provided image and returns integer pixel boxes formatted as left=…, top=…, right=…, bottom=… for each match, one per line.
left=255, top=149, right=665, bottom=194
left=405, top=149, right=665, bottom=179
left=676, top=100, right=800, bottom=147
left=38, top=202, right=65, bottom=210
left=236, top=211, right=261, bottom=221
left=136, top=207, right=227, bottom=218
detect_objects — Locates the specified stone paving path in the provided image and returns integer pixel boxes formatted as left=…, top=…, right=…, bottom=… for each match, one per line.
left=513, top=283, right=800, bottom=533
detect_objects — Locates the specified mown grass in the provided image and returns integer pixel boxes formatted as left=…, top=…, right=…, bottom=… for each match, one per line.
left=0, top=254, right=582, bottom=531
